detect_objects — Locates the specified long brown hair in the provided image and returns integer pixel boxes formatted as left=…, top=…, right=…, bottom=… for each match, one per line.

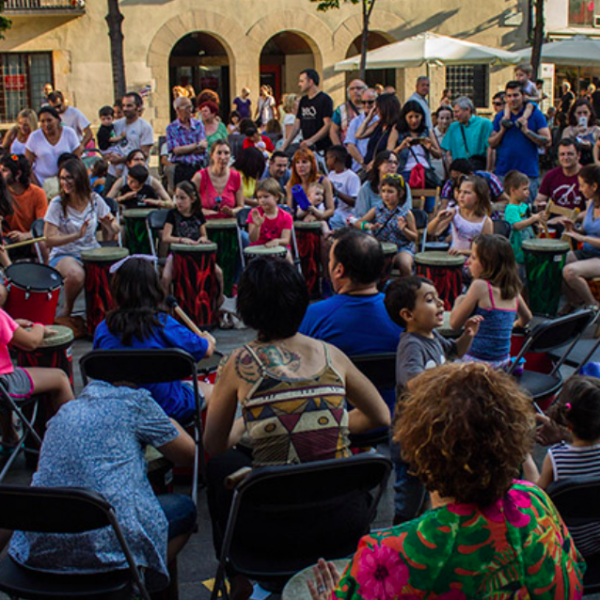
left=473, top=234, right=521, bottom=300
left=460, top=175, right=491, bottom=217
left=59, top=159, right=92, bottom=217
left=289, top=148, right=319, bottom=188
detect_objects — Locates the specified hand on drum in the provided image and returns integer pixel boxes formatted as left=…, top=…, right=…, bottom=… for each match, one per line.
left=251, top=208, right=265, bottom=227
left=221, top=206, right=234, bottom=217
left=564, top=230, right=585, bottom=243
left=265, top=240, right=279, bottom=248
left=307, top=558, right=341, bottom=600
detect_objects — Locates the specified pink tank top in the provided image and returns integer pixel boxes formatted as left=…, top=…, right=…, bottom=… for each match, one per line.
left=197, top=167, right=241, bottom=219
left=451, top=209, right=486, bottom=251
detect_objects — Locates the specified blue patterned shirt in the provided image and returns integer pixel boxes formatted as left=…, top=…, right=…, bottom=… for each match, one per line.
left=9, top=381, right=179, bottom=591
left=441, top=170, right=504, bottom=201
left=166, top=118, right=206, bottom=165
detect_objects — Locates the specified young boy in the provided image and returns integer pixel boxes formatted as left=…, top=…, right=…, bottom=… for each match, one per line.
left=384, top=276, right=481, bottom=523
left=96, top=105, right=126, bottom=152
left=242, top=126, right=274, bottom=157
left=116, top=165, right=158, bottom=209
left=326, top=145, right=361, bottom=230
left=504, top=170, right=546, bottom=265
left=504, top=63, right=541, bottom=127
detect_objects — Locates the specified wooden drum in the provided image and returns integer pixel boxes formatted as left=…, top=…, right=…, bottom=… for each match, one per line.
left=123, top=208, right=153, bottom=255
left=172, top=242, right=220, bottom=328
left=81, top=247, right=129, bottom=338
left=282, top=559, right=350, bottom=600
left=294, top=221, right=322, bottom=298
left=415, top=251, right=465, bottom=311
left=243, top=245, right=288, bottom=262
left=380, top=241, right=397, bottom=284
left=522, top=238, right=570, bottom=317
left=206, top=218, right=238, bottom=297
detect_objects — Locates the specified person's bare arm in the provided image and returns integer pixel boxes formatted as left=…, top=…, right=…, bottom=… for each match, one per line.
left=329, top=122, right=342, bottom=146
left=81, top=125, right=93, bottom=149
left=43, top=220, right=89, bottom=248
left=536, top=453, right=554, bottom=489
left=521, top=124, right=551, bottom=148
left=25, top=149, right=41, bottom=186
left=346, top=143, right=365, bottom=170
left=157, top=420, right=196, bottom=467
left=281, top=118, right=301, bottom=151
left=1, top=126, right=17, bottom=150
left=150, top=178, right=172, bottom=203
left=488, top=125, right=507, bottom=149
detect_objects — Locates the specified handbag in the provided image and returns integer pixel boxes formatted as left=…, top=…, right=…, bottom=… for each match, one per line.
left=408, top=146, right=426, bottom=189
left=459, top=124, right=486, bottom=171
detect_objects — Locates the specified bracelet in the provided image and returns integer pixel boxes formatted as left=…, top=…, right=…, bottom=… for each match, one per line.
left=360, top=222, right=366, bottom=231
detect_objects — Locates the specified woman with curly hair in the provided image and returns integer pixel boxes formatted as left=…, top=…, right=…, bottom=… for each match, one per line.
left=309, top=362, right=585, bottom=600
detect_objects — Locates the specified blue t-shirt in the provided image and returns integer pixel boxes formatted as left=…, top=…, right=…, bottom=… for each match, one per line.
left=93, top=313, right=209, bottom=424
left=492, top=107, right=547, bottom=177
left=299, top=293, right=403, bottom=411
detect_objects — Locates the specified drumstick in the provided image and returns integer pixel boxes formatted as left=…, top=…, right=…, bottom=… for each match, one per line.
left=165, top=295, right=204, bottom=336
left=4, top=236, right=46, bottom=251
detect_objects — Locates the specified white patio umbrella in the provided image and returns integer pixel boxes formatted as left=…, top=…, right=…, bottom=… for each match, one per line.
left=334, top=31, right=520, bottom=72
left=515, top=35, right=600, bottom=67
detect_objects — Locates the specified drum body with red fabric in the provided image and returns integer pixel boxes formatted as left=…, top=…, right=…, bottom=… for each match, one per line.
left=81, top=247, right=129, bottom=338
left=414, top=251, right=465, bottom=311
left=295, top=221, right=322, bottom=298
left=172, top=242, right=219, bottom=328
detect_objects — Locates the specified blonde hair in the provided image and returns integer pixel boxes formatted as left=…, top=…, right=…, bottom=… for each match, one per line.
left=282, top=94, right=298, bottom=114
left=255, top=177, right=283, bottom=203
left=308, top=181, right=324, bottom=195
left=17, top=108, right=38, bottom=133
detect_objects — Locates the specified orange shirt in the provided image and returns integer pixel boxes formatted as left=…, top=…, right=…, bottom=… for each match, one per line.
left=5, top=184, right=48, bottom=233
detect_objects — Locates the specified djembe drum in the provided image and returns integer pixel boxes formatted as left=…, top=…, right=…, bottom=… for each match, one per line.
left=172, top=242, right=219, bottom=328
left=123, top=208, right=153, bottom=254
left=206, top=218, right=238, bottom=297
left=522, top=238, right=570, bottom=317
left=415, top=251, right=465, bottom=312
left=81, top=246, right=129, bottom=337
left=243, top=245, right=288, bottom=263
left=294, top=221, right=322, bottom=298
left=380, top=241, right=397, bottom=285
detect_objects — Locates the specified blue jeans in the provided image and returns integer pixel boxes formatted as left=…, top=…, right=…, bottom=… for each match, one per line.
left=157, top=494, right=197, bottom=540
left=391, top=440, right=427, bottom=522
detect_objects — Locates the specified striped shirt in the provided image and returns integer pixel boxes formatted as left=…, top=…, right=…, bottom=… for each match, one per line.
left=550, top=441, right=600, bottom=555
left=165, top=118, right=206, bottom=165
left=441, top=169, right=504, bottom=201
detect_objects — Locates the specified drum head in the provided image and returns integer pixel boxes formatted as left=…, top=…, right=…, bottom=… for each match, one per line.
left=172, top=242, right=218, bottom=253
left=39, top=324, right=74, bottom=348
left=380, top=242, right=397, bottom=255
left=205, top=218, right=236, bottom=229
left=294, top=221, right=323, bottom=230
left=522, top=238, right=570, bottom=253
left=6, top=263, right=63, bottom=291
left=81, top=247, right=130, bottom=262
left=123, top=209, right=153, bottom=219
left=244, top=245, right=287, bottom=256
left=414, top=251, right=465, bottom=266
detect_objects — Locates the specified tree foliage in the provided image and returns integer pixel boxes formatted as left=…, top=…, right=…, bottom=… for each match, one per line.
left=0, top=0, right=12, bottom=40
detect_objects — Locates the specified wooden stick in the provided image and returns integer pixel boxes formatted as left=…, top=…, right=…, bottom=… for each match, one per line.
left=4, top=236, right=46, bottom=251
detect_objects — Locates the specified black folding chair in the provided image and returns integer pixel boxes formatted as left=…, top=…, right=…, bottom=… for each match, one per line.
left=493, top=219, right=512, bottom=239
left=80, top=348, right=205, bottom=504
left=235, top=207, right=252, bottom=269
left=0, top=382, right=43, bottom=483
left=411, top=208, right=429, bottom=252
left=146, top=209, right=170, bottom=259
left=31, top=218, right=45, bottom=264
left=211, top=453, right=392, bottom=600
left=0, top=485, right=151, bottom=600
left=547, top=477, right=600, bottom=594
left=349, top=353, right=396, bottom=447
left=506, top=310, right=596, bottom=404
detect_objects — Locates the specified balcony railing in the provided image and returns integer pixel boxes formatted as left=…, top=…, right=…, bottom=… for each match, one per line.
left=4, top=0, right=85, bottom=13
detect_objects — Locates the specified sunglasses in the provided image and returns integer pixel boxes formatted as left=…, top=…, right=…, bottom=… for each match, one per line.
left=493, top=101, right=505, bottom=106
left=363, top=100, right=376, bottom=105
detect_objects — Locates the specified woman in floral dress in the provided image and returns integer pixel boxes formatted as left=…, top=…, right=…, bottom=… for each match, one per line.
left=309, top=362, right=585, bottom=600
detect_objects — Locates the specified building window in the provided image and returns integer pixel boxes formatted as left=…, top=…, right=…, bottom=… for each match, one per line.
left=446, top=64, right=489, bottom=108
left=0, top=52, right=53, bottom=123
left=569, top=0, right=598, bottom=27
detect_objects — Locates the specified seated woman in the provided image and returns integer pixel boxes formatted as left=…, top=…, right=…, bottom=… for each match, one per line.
left=94, top=256, right=216, bottom=424
left=309, top=362, right=585, bottom=600
left=562, top=164, right=600, bottom=312
left=204, top=258, right=390, bottom=600
left=8, top=379, right=197, bottom=596
left=387, top=100, right=442, bottom=189
left=43, top=158, right=121, bottom=318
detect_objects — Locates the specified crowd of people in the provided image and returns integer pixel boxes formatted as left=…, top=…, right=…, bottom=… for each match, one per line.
left=0, top=61, right=600, bottom=599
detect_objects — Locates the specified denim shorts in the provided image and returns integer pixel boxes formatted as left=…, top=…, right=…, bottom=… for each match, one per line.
left=48, top=254, right=82, bottom=269
left=157, top=494, right=197, bottom=540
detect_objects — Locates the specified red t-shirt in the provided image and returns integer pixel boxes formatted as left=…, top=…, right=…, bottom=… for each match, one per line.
left=243, top=135, right=275, bottom=153
left=247, top=206, right=293, bottom=247
left=539, top=167, right=586, bottom=211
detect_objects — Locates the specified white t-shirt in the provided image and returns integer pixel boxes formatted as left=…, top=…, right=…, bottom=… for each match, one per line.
left=283, top=113, right=302, bottom=144
left=26, top=126, right=80, bottom=186
left=108, top=117, right=155, bottom=177
left=60, top=106, right=91, bottom=141
left=44, top=192, right=111, bottom=261
left=328, top=169, right=361, bottom=221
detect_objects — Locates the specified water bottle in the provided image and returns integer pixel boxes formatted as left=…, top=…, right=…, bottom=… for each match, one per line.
left=291, top=185, right=310, bottom=211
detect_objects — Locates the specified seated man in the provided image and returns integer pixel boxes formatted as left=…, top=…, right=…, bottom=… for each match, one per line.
left=8, top=380, right=197, bottom=596
left=299, top=228, right=403, bottom=412
left=260, top=150, right=291, bottom=193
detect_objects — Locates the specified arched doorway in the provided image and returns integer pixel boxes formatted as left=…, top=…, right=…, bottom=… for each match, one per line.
left=169, top=32, right=230, bottom=119
left=345, top=32, right=395, bottom=89
left=259, top=32, right=316, bottom=105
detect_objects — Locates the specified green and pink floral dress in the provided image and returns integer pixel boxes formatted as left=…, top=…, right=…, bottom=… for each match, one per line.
left=333, top=481, right=585, bottom=600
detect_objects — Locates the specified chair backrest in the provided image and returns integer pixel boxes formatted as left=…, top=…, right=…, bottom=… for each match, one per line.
left=509, top=310, right=595, bottom=371
left=411, top=187, right=440, bottom=212
left=350, top=353, right=397, bottom=391
left=80, top=348, right=197, bottom=386
left=411, top=208, right=428, bottom=231
left=224, top=454, right=392, bottom=575
left=31, top=218, right=44, bottom=239
left=104, top=196, right=120, bottom=216
left=540, top=201, right=579, bottom=245
left=493, top=219, right=511, bottom=239
left=236, top=207, right=252, bottom=230
left=147, top=208, right=170, bottom=232
left=547, top=477, right=600, bottom=524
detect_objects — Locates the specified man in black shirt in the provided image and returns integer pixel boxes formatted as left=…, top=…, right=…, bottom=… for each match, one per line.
left=281, top=68, right=333, bottom=155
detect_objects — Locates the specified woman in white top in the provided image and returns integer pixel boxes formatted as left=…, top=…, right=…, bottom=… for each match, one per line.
left=431, top=105, right=453, bottom=182
left=44, top=159, right=120, bottom=318
left=25, top=106, right=81, bottom=187
left=255, top=85, right=276, bottom=130
left=1, top=108, right=37, bottom=155
left=280, top=93, right=302, bottom=148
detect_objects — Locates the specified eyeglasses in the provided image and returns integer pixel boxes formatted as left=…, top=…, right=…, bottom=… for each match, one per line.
left=349, top=86, right=366, bottom=91
left=59, top=175, right=74, bottom=182
left=493, top=101, right=505, bottom=106
left=363, top=100, right=376, bottom=105
left=385, top=159, right=399, bottom=165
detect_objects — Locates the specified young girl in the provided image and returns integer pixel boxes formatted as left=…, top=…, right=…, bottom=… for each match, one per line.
left=355, top=174, right=418, bottom=277
left=93, top=256, right=216, bottom=424
left=530, top=376, right=600, bottom=556
left=450, top=234, right=532, bottom=368
left=89, top=159, right=108, bottom=196
left=296, top=181, right=331, bottom=236
left=161, top=181, right=224, bottom=306
left=227, top=110, right=241, bottom=135
left=247, top=178, right=293, bottom=260
left=0, top=312, right=73, bottom=450
left=428, top=175, right=493, bottom=256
